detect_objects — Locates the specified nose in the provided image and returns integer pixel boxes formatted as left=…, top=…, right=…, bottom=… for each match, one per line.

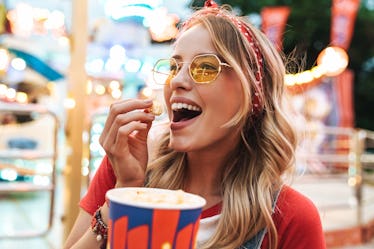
left=169, top=63, right=194, bottom=91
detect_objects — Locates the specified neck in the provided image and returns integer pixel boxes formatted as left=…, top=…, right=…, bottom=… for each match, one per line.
left=180, top=128, right=241, bottom=207
left=183, top=146, right=234, bottom=208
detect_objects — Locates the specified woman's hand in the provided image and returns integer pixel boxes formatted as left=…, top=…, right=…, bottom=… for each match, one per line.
left=99, top=99, right=155, bottom=187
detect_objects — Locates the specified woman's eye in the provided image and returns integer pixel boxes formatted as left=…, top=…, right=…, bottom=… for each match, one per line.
left=170, top=64, right=178, bottom=73
left=199, top=63, right=217, bottom=70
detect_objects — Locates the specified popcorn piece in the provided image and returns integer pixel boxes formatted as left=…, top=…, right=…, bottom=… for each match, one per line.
left=149, top=100, right=163, bottom=116
left=122, top=189, right=199, bottom=206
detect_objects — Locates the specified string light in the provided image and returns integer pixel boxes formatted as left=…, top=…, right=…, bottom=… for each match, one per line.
left=285, top=46, right=349, bottom=88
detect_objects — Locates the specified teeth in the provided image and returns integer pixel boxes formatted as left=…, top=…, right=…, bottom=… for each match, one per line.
left=171, top=102, right=201, bottom=112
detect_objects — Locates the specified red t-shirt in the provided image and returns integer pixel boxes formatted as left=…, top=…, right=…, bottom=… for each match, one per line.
left=80, top=156, right=326, bottom=249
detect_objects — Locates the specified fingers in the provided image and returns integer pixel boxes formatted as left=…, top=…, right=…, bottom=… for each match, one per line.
left=99, top=99, right=155, bottom=152
left=102, top=99, right=152, bottom=138
left=135, top=119, right=153, bottom=142
left=100, top=112, right=154, bottom=151
left=113, top=121, right=149, bottom=155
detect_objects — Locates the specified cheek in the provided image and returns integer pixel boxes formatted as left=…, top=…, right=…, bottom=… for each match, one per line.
left=215, top=75, right=243, bottom=113
left=200, top=86, right=242, bottom=124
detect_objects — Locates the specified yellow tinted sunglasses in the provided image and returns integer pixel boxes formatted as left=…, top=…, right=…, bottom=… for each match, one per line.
left=152, top=53, right=231, bottom=85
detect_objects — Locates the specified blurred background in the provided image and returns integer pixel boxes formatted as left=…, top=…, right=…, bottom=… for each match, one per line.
left=0, top=0, right=373, bottom=248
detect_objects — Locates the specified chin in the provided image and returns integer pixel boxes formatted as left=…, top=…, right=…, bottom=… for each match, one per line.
left=168, top=141, right=186, bottom=152
left=168, top=138, right=192, bottom=152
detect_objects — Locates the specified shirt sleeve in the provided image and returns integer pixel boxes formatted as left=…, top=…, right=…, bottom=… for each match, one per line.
left=261, top=186, right=326, bottom=249
left=79, top=155, right=116, bottom=215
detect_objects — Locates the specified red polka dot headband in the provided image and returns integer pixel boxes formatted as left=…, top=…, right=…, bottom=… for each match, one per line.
left=185, top=0, right=264, bottom=115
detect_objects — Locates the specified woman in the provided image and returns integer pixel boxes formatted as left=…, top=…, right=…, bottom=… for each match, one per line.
left=64, top=1, right=325, bottom=248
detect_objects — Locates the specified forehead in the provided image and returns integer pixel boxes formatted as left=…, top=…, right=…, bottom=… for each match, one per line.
left=173, top=24, right=217, bottom=57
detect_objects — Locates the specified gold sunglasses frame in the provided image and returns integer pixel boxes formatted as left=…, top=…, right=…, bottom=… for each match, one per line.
left=152, top=53, right=231, bottom=85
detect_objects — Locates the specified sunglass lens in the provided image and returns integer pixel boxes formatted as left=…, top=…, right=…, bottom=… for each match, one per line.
left=153, top=59, right=175, bottom=85
left=190, top=55, right=220, bottom=83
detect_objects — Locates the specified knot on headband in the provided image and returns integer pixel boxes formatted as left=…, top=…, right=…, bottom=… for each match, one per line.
left=204, top=0, right=218, bottom=8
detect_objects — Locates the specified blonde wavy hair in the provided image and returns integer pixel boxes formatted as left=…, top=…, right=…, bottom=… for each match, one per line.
left=146, top=6, right=297, bottom=249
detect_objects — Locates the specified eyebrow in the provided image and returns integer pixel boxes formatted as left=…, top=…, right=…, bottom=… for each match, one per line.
left=171, top=52, right=220, bottom=61
left=171, top=55, right=182, bottom=60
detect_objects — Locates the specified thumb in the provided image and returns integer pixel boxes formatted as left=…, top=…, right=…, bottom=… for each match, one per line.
left=136, top=120, right=153, bottom=142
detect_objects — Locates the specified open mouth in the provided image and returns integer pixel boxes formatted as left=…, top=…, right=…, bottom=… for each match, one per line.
left=171, top=102, right=202, bottom=122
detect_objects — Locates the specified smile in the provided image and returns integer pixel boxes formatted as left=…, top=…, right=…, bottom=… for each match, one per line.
left=171, top=102, right=202, bottom=122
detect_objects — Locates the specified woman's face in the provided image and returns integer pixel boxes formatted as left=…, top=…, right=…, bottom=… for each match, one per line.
left=163, top=24, right=243, bottom=153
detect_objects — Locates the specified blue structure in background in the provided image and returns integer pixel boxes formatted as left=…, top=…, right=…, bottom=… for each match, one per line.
left=7, top=47, right=64, bottom=81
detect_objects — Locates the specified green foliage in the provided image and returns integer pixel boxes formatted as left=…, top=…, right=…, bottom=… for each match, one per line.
left=350, top=6, right=374, bottom=130
left=190, top=0, right=374, bottom=130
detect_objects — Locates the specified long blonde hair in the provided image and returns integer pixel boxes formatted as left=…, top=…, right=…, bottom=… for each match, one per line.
left=146, top=7, right=297, bottom=249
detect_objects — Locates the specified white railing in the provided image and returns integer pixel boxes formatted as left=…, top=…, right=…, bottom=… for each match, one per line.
left=296, top=125, right=374, bottom=226
left=0, top=102, right=60, bottom=237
